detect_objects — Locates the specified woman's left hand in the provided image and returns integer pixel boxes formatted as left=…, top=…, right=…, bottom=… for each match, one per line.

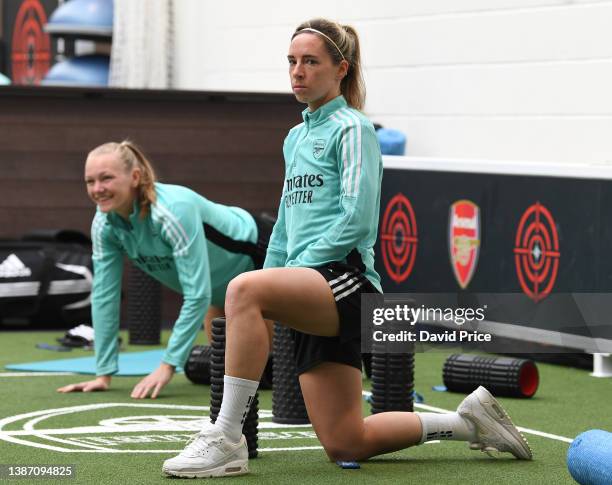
left=131, top=363, right=176, bottom=399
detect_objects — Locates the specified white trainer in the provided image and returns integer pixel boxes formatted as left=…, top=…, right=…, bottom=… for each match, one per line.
left=162, top=422, right=248, bottom=478
left=457, top=386, right=533, bottom=460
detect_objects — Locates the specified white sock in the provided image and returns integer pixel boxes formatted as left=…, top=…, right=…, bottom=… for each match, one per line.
left=416, top=412, right=477, bottom=443
left=213, top=375, right=259, bottom=443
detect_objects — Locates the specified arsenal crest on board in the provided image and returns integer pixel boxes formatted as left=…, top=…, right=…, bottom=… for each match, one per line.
left=449, top=200, right=480, bottom=289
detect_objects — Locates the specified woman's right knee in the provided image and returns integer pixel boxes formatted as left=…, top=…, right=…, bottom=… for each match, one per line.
left=224, top=272, right=260, bottom=314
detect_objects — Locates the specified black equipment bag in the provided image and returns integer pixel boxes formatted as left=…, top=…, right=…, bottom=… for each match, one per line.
left=0, top=229, right=93, bottom=328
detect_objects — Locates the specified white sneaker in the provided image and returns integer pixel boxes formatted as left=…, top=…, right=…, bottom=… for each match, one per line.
left=162, top=422, right=249, bottom=478
left=457, top=386, right=533, bottom=460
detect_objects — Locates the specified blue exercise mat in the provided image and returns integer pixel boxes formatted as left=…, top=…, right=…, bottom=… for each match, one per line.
left=5, top=350, right=182, bottom=376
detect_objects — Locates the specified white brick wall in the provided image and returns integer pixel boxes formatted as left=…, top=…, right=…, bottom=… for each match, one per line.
left=174, top=0, right=612, bottom=163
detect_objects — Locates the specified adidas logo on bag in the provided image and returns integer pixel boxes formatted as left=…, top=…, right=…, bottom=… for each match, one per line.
left=0, top=254, right=32, bottom=278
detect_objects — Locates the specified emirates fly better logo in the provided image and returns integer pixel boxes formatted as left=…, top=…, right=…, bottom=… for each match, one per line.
left=449, top=200, right=480, bottom=289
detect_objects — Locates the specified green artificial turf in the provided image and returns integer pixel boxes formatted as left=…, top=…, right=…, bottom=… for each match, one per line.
left=0, top=330, right=610, bottom=484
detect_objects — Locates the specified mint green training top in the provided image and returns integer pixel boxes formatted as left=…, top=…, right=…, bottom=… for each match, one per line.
left=263, top=95, right=383, bottom=291
left=91, top=182, right=257, bottom=375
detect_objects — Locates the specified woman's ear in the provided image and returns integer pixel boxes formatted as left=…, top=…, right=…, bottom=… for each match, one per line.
left=131, top=167, right=142, bottom=188
left=336, top=59, right=349, bottom=81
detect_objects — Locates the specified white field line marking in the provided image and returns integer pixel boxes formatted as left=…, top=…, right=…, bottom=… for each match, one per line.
left=4, top=422, right=313, bottom=436
left=0, top=403, right=213, bottom=452
left=0, top=431, right=323, bottom=454
left=34, top=434, right=111, bottom=451
left=0, top=447, right=324, bottom=454
left=4, top=427, right=142, bottom=436
left=260, top=446, right=322, bottom=452
left=362, top=391, right=574, bottom=444
left=4, top=398, right=571, bottom=455
left=0, top=403, right=212, bottom=429
left=0, top=372, right=77, bottom=377
left=0, top=434, right=76, bottom=452
left=0, top=403, right=319, bottom=453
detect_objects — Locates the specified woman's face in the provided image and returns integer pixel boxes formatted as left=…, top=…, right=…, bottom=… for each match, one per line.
left=84, top=152, right=140, bottom=218
left=288, top=32, right=348, bottom=112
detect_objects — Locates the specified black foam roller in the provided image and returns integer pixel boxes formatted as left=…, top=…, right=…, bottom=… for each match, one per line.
left=272, top=323, right=310, bottom=424
left=259, top=355, right=274, bottom=390
left=209, top=318, right=259, bottom=458
left=443, top=354, right=539, bottom=398
left=370, top=335, right=414, bottom=414
left=362, top=353, right=372, bottom=379
left=242, top=393, right=259, bottom=458
left=127, top=264, right=161, bottom=345
left=185, top=345, right=212, bottom=385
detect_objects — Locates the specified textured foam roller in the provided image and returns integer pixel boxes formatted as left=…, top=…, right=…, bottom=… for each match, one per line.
left=186, top=344, right=272, bottom=390
left=209, top=318, right=258, bottom=458
left=272, top=323, right=309, bottom=424
left=443, top=354, right=539, bottom=398
left=370, top=333, right=414, bottom=414
left=184, top=345, right=212, bottom=385
left=567, top=430, right=612, bottom=485
left=127, top=264, right=161, bottom=345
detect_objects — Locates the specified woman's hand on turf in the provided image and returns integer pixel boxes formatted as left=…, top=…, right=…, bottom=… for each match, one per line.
left=131, top=363, right=175, bottom=399
left=56, top=376, right=111, bottom=393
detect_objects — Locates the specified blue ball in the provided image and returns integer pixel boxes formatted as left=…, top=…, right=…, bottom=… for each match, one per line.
left=46, top=0, right=113, bottom=36
left=377, top=128, right=406, bottom=156
left=43, top=55, right=109, bottom=87
left=567, top=430, right=612, bottom=485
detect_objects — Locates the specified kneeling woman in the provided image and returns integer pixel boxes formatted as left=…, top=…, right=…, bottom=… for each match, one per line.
left=58, top=141, right=270, bottom=399
left=163, top=17, right=531, bottom=478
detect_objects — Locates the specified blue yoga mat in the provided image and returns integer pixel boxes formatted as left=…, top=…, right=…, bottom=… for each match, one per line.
left=5, top=350, right=183, bottom=376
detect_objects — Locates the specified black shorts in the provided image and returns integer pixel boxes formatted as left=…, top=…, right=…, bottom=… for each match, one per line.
left=205, top=212, right=274, bottom=271
left=251, top=213, right=275, bottom=270
left=291, top=253, right=381, bottom=375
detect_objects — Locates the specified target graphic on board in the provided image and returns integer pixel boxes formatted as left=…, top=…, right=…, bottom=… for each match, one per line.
left=380, top=193, right=418, bottom=284
left=513, top=202, right=560, bottom=302
left=11, top=0, right=51, bottom=85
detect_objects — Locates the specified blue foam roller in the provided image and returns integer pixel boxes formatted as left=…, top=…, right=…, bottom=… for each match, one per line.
left=45, top=0, right=113, bottom=36
left=377, top=128, right=406, bottom=156
left=43, top=55, right=109, bottom=87
left=567, top=430, right=612, bottom=485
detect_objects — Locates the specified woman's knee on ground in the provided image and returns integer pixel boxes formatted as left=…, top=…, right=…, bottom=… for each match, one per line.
left=320, top=434, right=366, bottom=462
left=315, top=423, right=367, bottom=462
